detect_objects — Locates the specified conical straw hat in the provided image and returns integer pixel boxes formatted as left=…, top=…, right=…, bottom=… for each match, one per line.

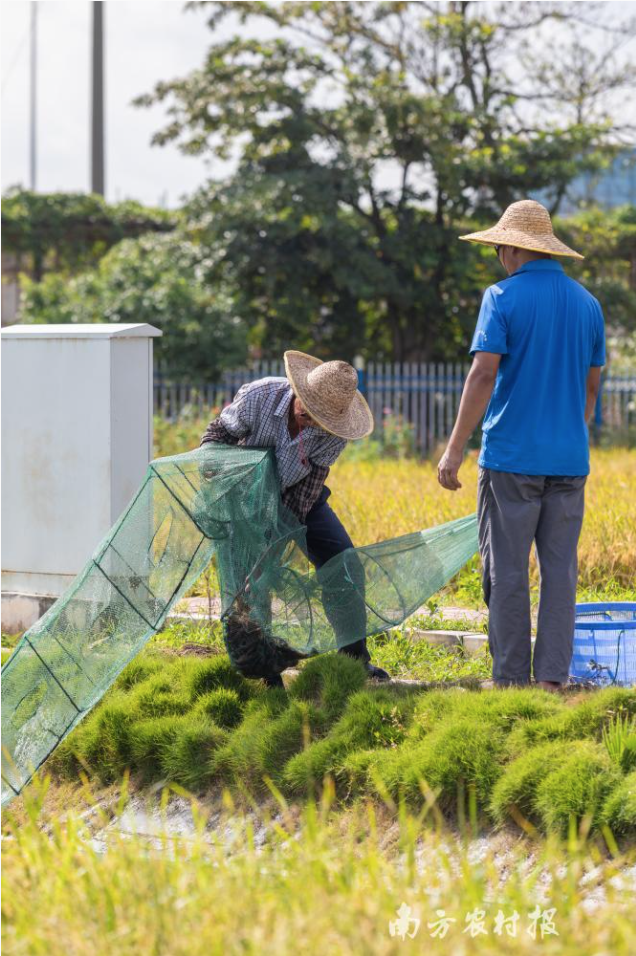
left=284, top=350, right=374, bottom=440
left=459, top=200, right=583, bottom=260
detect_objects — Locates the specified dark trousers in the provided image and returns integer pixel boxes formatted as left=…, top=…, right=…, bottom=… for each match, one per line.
left=304, top=486, right=370, bottom=663
left=223, top=485, right=369, bottom=679
left=477, top=468, right=586, bottom=685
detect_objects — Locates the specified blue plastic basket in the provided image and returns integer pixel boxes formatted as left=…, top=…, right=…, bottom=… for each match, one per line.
left=570, top=602, right=636, bottom=686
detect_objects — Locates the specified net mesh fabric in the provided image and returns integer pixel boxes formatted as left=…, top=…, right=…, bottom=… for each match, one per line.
left=1, top=445, right=478, bottom=805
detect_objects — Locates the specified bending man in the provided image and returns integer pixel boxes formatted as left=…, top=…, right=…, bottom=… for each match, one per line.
left=201, top=349, right=390, bottom=687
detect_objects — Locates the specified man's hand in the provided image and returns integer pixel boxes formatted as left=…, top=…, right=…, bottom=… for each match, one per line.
left=438, top=445, right=464, bottom=491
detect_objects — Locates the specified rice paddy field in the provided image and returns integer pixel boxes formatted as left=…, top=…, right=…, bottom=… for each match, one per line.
left=322, top=446, right=636, bottom=601
left=2, top=432, right=635, bottom=955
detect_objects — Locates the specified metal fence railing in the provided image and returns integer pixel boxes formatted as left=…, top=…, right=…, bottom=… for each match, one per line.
left=154, top=362, right=636, bottom=454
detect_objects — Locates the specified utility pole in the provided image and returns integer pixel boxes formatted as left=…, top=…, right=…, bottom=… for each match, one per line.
left=30, top=2, right=37, bottom=190
left=91, top=1, right=105, bottom=195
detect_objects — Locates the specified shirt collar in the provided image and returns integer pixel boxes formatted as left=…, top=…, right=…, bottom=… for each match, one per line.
left=274, top=383, right=294, bottom=418
left=512, top=259, right=565, bottom=276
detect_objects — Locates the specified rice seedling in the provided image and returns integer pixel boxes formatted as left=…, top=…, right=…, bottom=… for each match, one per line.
left=506, top=687, right=636, bottom=756
left=489, top=741, right=576, bottom=828
left=159, top=717, right=228, bottom=790
left=534, top=741, right=623, bottom=835
left=128, top=715, right=188, bottom=783
left=372, top=718, right=508, bottom=812
left=195, top=687, right=245, bottom=729
left=16, top=650, right=636, bottom=839
left=211, top=698, right=326, bottom=792
left=289, top=653, right=369, bottom=723
left=602, top=711, right=636, bottom=771
left=283, top=689, right=417, bottom=797
left=186, top=655, right=256, bottom=703
left=601, top=771, right=636, bottom=835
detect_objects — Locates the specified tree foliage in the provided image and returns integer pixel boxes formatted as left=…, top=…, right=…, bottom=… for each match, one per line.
left=11, top=3, right=636, bottom=372
left=18, top=231, right=248, bottom=381
left=131, top=0, right=635, bottom=361
left=562, top=205, right=636, bottom=338
left=2, top=188, right=175, bottom=279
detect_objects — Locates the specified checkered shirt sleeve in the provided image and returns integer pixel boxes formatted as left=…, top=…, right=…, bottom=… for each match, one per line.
left=200, top=418, right=240, bottom=447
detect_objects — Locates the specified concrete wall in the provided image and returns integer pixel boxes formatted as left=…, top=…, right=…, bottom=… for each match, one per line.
left=1, top=323, right=161, bottom=631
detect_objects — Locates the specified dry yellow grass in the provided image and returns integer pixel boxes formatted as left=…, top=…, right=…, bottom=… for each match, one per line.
left=328, top=448, right=636, bottom=593
left=154, top=419, right=635, bottom=599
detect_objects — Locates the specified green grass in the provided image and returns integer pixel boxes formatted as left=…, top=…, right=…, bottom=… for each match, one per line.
left=367, top=627, right=493, bottom=681
left=149, top=617, right=226, bottom=652
left=146, top=617, right=493, bottom=684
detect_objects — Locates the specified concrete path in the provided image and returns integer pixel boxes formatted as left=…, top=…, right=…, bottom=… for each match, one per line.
left=170, top=596, right=488, bottom=626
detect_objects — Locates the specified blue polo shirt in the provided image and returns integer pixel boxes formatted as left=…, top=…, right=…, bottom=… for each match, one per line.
left=470, top=259, right=606, bottom=476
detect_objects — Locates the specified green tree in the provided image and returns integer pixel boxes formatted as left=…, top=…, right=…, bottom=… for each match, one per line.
left=561, top=205, right=636, bottom=343
left=134, top=1, right=634, bottom=360
left=19, top=231, right=248, bottom=381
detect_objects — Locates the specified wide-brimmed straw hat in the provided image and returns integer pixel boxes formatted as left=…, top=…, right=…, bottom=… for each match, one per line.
left=459, top=199, right=583, bottom=260
left=284, top=350, right=374, bottom=440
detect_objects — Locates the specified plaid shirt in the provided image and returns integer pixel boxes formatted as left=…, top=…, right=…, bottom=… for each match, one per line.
left=200, top=377, right=346, bottom=521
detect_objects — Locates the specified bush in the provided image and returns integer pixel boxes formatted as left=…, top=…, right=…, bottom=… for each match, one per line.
left=18, top=230, right=248, bottom=381
left=534, top=741, right=623, bottom=835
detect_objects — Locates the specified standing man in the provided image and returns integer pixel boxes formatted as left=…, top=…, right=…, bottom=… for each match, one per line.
left=437, top=200, right=605, bottom=691
left=201, top=350, right=390, bottom=687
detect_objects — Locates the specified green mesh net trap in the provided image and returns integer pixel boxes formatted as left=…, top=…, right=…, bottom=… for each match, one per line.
left=1, top=446, right=478, bottom=805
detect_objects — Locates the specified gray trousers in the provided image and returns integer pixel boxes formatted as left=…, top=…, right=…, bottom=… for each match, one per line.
left=477, top=468, right=586, bottom=685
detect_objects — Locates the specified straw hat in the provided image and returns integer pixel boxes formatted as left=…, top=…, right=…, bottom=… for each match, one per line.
left=459, top=199, right=583, bottom=260
left=284, top=350, right=374, bottom=440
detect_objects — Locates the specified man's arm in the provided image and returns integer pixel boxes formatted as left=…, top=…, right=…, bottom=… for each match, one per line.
left=585, top=367, right=602, bottom=424
left=200, top=418, right=240, bottom=446
left=438, top=352, right=501, bottom=491
left=200, top=380, right=258, bottom=448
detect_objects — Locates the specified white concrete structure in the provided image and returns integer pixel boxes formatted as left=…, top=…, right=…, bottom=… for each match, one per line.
left=1, top=323, right=161, bottom=631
